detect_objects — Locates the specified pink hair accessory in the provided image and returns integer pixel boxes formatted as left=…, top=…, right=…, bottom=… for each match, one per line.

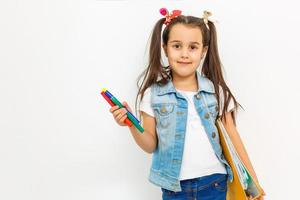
left=159, top=8, right=182, bottom=26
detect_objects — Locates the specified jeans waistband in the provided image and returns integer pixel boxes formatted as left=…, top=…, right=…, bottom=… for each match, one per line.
left=178, top=173, right=228, bottom=191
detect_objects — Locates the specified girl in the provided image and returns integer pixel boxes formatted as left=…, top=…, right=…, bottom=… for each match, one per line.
left=110, top=8, right=265, bottom=200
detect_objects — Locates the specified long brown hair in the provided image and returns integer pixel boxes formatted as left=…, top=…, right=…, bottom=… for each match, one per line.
left=134, top=15, right=243, bottom=125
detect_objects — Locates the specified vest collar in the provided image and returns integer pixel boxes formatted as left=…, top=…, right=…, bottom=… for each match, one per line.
left=157, top=70, right=215, bottom=95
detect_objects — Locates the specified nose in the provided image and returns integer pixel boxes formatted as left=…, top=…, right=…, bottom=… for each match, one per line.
left=180, top=48, right=189, bottom=59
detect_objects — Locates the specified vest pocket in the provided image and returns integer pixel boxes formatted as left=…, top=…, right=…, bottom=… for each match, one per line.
left=152, top=103, right=174, bottom=129
left=207, top=103, right=218, bottom=119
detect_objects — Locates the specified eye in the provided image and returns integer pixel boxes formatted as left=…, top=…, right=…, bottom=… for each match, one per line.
left=172, top=44, right=198, bottom=50
left=173, top=44, right=180, bottom=49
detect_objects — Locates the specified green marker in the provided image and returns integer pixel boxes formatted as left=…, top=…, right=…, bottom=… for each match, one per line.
left=110, top=96, right=144, bottom=133
left=102, top=88, right=144, bottom=133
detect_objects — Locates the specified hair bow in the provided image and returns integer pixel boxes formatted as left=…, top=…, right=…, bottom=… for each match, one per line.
left=202, top=10, right=212, bottom=30
left=159, top=8, right=182, bottom=26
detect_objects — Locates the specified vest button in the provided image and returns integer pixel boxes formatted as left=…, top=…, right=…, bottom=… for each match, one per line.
left=212, top=132, right=216, bottom=138
left=205, top=112, right=210, bottom=119
left=176, top=111, right=184, bottom=115
left=175, top=134, right=181, bottom=139
left=196, top=94, right=201, bottom=99
left=172, top=159, right=181, bottom=164
left=161, top=106, right=166, bottom=113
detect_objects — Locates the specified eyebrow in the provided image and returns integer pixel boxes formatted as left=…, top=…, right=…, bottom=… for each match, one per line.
left=169, top=40, right=201, bottom=45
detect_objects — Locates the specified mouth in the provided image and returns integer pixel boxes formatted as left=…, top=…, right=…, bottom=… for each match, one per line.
left=177, top=61, right=192, bottom=64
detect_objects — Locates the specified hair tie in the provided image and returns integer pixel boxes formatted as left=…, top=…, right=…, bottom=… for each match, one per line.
left=159, top=8, right=182, bottom=26
left=203, top=10, right=212, bottom=30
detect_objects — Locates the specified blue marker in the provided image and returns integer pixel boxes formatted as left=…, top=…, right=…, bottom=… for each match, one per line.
left=103, top=88, right=144, bottom=133
left=104, top=90, right=141, bottom=124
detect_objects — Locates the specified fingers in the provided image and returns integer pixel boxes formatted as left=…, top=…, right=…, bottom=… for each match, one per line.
left=119, top=113, right=128, bottom=123
left=109, top=105, right=128, bottom=126
left=110, top=105, right=127, bottom=116
left=116, top=108, right=127, bottom=121
left=122, top=101, right=132, bottom=113
left=109, top=105, right=119, bottom=113
left=109, top=101, right=133, bottom=127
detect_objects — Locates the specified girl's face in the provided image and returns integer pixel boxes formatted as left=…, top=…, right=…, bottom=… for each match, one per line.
left=163, top=24, right=208, bottom=79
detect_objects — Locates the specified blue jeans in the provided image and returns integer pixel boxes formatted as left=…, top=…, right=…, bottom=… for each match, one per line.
left=161, top=173, right=228, bottom=200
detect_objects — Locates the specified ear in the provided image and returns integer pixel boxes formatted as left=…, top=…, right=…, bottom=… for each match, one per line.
left=162, top=44, right=168, bottom=57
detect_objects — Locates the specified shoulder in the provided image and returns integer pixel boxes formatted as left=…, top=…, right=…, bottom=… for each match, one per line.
left=217, top=84, right=235, bottom=115
left=139, top=83, right=163, bottom=102
left=217, top=85, right=225, bottom=97
left=139, top=87, right=155, bottom=117
left=139, top=87, right=151, bottom=102
left=217, top=84, right=230, bottom=100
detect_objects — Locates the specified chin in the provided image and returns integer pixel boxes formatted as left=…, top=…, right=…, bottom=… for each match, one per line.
left=173, top=69, right=195, bottom=76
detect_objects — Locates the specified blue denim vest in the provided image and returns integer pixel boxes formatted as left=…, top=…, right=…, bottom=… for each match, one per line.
left=148, top=70, right=233, bottom=192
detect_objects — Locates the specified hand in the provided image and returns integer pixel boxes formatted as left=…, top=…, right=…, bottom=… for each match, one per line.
left=258, top=187, right=266, bottom=200
left=254, top=196, right=263, bottom=200
left=252, top=177, right=266, bottom=200
left=251, top=187, right=265, bottom=200
left=256, top=195, right=264, bottom=200
left=109, top=101, right=132, bottom=126
left=122, top=101, right=133, bottom=113
left=256, top=180, right=266, bottom=200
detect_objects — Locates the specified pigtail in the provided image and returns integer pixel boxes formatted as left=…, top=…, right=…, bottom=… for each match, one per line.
left=202, top=20, right=243, bottom=126
left=134, top=18, right=169, bottom=121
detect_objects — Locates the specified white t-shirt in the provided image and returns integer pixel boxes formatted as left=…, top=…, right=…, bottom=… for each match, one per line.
left=139, top=86, right=235, bottom=119
left=139, top=86, right=235, bottom=180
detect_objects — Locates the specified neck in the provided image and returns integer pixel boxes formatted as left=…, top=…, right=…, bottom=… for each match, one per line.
left=172, top=72, right=198, bottom=92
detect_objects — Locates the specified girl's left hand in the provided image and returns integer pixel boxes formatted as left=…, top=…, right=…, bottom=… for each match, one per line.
left=250, top=195, right=264, bottom=200
left=256, top=187, right=266, bottom=200
left=249, top=187, right=265, bottom=200
left=250, top=188, right=266, bottom=200
left=252, top=177, right=265, bottom=200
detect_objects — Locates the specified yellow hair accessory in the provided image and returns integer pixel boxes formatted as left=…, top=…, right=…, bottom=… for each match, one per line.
left=203, top=10, right=212, bottom=30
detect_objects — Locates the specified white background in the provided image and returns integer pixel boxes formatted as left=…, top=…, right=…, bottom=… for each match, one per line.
left=1, top=0, right=299, bottom=199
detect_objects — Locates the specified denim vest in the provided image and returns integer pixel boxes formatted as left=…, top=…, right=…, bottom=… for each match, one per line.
left=148, top=71, right=233, bottom=192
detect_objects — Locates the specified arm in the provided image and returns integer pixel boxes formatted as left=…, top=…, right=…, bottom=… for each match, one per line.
left=221, top=111, right=259, bottom=183
left=109, top=102, right=157, bottom=154
left=128, top=111, right=158, bottom=154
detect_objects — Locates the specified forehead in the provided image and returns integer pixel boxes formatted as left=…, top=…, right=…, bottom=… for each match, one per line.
left=168, top=24, right=203, bottom=44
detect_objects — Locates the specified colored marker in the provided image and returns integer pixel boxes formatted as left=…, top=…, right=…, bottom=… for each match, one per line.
left=104, top=89, right=140, bottom=124
left=102, top=88, right=144, bottom=133
left=100, top=91, right=133, bottom=127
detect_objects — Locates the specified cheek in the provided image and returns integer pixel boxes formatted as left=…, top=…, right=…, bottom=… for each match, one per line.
left=190, top=53, right=202, bottom=61
left=167, top=53, right=181, bottom=63
left=167, top=49, right=180, bottom=57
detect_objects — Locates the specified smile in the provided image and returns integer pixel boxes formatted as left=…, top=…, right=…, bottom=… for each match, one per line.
left=178, top=61, right=192, bottom=64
